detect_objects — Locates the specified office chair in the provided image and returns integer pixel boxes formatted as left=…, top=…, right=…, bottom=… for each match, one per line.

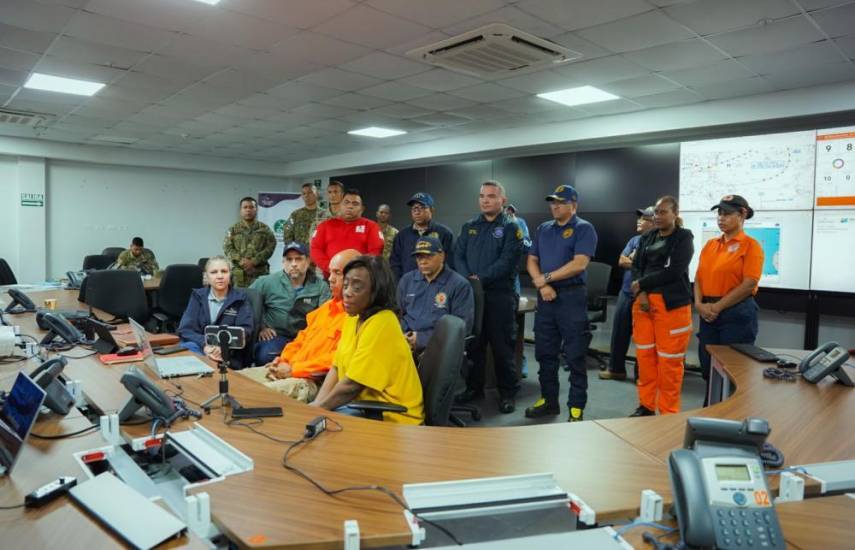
left=585, top=261, right=613, bottom=370
left=197, top=257, right=209, bottom=270
left=82, top=254, right=114, bottom=271
left=84, top=270, right=149, bottom=324
left=243, top=287, right=264, bottom=367
left=152, top=264, right=202, bottom=333
left=101, top=247, right=125, bottom=262
left=0, top=258, right=17, bottom=285
left=349, top=315, right=466, bottom=426
left=450, top=277, right=485, bottom=425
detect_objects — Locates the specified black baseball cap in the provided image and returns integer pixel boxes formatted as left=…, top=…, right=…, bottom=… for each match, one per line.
left=711, top=195, right=754, bottom=219
left=411, top=236, right=443, bottom=256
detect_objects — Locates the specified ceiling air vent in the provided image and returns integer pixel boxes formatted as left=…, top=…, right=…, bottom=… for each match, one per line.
left=407, top=23, right=581, bottom=78
left=0, top=108, right=47, bottom=127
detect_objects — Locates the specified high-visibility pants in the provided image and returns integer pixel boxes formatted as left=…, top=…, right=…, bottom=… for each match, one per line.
left=632, top=293, right=692, bottom=415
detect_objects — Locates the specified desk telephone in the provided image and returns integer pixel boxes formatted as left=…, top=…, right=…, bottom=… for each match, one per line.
left=798, top=342, right=853, bottom=386
left=669, top=417, right=784, bottom=550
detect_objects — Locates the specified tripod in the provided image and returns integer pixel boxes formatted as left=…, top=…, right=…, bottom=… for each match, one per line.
left=200, top=331, right=243, bottom=411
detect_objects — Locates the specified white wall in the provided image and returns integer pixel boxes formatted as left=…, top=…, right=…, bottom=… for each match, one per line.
left=45, top=160, right=295, bottom=279
left=0, top=156, right=17, bottom=269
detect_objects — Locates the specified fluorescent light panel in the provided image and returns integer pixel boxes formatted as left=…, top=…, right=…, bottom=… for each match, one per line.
left=537, top=85, right=619, bottom=107
left=24, top=73, right=105, bottom=96
left=191, top=0, right=220, bottom=4
left=348, top=127, right=406, bottom=138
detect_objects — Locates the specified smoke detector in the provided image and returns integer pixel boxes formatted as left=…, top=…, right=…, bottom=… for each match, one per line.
left=407, top=23, right=581, bottom=78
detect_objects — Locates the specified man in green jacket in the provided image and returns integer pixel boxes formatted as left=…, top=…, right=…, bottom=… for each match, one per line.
left=115, top=237, right=159, bottom=275
left=224, top=196, right=276, bottom=287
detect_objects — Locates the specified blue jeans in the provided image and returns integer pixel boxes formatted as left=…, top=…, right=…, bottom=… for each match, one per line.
left=253, top=335, right=289, bottom=366
left=607, top=292, right=634, bottom=374
left=181, top=341, right=203, bottom=355
left=534, top=286, right=591, bottom=409
left=697, top=297, right=759, bottom=381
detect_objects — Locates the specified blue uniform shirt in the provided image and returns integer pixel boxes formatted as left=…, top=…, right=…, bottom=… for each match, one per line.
left=390, top=221, right=455, bottom=278
left=530, top=215, right=598, bottom=287
left=397, top=266, right=474, bottom=349
left=620, top=234, right=642, bottom=296
left=454, top=212, right=524, bottom=292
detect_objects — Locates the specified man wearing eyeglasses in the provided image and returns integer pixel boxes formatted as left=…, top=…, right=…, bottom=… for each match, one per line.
left=389, top=192, right=455, bottom=279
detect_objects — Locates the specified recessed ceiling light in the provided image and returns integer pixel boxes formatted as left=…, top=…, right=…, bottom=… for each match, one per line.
left=347, top=127, right=407, bottom=138
left=537, top=85, right=619, bottom=107
left=191, top=0, right=220, bottom=4
left=24, top=73, right=105, bottom=96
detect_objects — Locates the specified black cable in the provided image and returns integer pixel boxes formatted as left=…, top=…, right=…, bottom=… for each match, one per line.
left=223, top=412, right=299, bottom=445
left=0, top=503, right=25, bottom=510
left=30, top=424, right=98, bottom=440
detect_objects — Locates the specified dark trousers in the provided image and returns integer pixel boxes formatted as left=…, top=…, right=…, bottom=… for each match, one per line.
left=697, top=297, right=759, bottom=382
left=534, top=286, right=591, bottom=409
left=254, top=335, right=289, bottom=367
left=607, top=291, right=634, bottom=374
left=467, top=288, right=519, bottom=398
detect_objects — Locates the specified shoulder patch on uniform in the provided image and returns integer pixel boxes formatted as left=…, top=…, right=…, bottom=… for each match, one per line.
left=468, top=228, right=477, bottom=235
left=562, top=227, right=574, bottom=239
left=516, top=228, right=523, bottom=240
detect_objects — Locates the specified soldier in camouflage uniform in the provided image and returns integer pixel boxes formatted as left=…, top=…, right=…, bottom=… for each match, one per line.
left=308, top=180, right=345, bottom=240
left=224, top=197, right=277, bottom=287
left=115, top=237, right=159, bottom=275
left=376, top=204, right=398, bottom=260
left=282, top=183, right=322, bottom=251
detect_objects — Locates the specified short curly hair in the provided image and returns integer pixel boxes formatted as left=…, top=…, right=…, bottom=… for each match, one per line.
left=342, top=255, right=398, bottom=320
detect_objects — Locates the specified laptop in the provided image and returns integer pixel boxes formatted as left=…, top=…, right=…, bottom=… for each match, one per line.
left=128, top=319, right=213, bottom=379
left=0, top=372, right=48, bottom=476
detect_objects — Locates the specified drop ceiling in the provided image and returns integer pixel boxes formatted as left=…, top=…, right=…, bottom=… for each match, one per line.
left=0, top=0, right=854, bottom=164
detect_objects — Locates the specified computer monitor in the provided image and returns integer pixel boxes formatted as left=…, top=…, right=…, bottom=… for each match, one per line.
left=0, top=372, right=47, bottom=476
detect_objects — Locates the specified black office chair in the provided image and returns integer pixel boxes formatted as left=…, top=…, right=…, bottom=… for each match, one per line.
left=197, top=257, right=209, bottom=270
left=585, top=261, right=613, bottom=370
left=0, top=258, right=17, bottom=285
left=152, top=264, right=202, bottom=333
left=450, top=277, right=485, bottom=424
left=84, top=270, right=149, bottom=324
left=349, top=315, right=466, bottom=426
left=101, top=247, right=125, bottom=262
left=82, top=254, right=114, bottom=271
left=243, top=287, right=264, bottom=367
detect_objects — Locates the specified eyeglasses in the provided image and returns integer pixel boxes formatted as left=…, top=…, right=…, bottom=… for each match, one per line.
left=410, top=205, right=428, bottom=212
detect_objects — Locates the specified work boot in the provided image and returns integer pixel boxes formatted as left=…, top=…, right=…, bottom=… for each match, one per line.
left=454, top=388, right=484, bottom=404
left=599, top=370, right=627, bottom=381
left=524, top=398, right=559, bottom=418
left=568, top=407, right=584, bottom=422
left=629, top=405, right=655, bottom=417
left=498, top=395, right=515, bottom=414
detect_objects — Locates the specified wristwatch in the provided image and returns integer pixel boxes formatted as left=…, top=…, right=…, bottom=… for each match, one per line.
left=544, top=272, right=552, bottom=282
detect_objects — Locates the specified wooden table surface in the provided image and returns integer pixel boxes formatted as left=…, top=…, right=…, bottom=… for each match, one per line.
left=2, top=288, right=853, bottom=549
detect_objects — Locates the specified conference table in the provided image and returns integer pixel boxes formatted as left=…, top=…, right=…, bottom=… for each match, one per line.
left=1, top=287, right=853, bottom=549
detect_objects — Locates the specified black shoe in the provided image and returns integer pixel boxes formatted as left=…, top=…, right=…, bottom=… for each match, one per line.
left=524, top=398, right=560, bottom=418
left=498, top=396, right=515, bottom=414
left=629, top=405, right=655, bottom=417
left=454, top=388, right=484, bottom=404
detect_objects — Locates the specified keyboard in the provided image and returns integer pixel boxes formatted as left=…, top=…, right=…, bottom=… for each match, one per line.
left=730, top=343, right=779, bottom=363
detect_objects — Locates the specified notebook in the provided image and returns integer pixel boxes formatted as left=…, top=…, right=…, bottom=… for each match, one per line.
left=0, top=372, right=47, bottom=476
left=128, top=319, right=213, bottom=379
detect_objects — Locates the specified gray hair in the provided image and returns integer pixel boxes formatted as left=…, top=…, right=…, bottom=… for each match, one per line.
left=205, top=255, right=231, bottom=273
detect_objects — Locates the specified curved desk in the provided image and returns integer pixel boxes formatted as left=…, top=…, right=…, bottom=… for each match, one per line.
left=2, top=288, right=853, bottom=549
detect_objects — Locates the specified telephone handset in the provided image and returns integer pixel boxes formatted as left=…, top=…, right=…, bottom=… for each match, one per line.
left=30, top=356, right=75, bottom=415
left=798, top=342, right=852, bottom=386
left=118, top=366, right=177, bottom=424
left=39, top=312, right=86, bottom=347
left=4, top=289, right=36, bottom=314
left=65, top=271, right=86, bottom=290
left=669, top=417, right=784, bottom=550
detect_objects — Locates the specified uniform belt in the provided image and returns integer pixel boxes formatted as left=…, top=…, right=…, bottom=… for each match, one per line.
left=701, top=296, right=722, bottom=304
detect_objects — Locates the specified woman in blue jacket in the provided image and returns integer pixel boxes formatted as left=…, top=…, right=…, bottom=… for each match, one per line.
left=178, top=256, right=253, bottom=369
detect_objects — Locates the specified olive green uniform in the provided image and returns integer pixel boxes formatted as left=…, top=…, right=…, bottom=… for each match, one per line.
left=115, top=248, right=159, bottom=274
left=223, top=219, right=276, bottom=287
left=308, top=205, right=336, bottom=242
left=282, top=206, right=321, bottom=250
left=380, top=224, right=398, bottom=260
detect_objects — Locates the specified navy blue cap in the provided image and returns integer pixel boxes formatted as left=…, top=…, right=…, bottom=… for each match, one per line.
left=407, top=192, right=434, bottom=208
left=545, top=184, right=578, bottom=203
left=282, top=241, right=308, bottom=256
left=411, top=236, right=444, bottom=255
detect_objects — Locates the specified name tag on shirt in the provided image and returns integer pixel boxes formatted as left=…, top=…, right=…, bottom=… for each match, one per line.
left=728, top=243, right=740, bottom=253
left=355, top=225, right=365, bottom=233
left=223, top=307, right=238, bottom=316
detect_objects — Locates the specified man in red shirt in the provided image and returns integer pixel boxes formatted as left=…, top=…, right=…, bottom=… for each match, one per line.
left=311, top=188, right=384, bottom=276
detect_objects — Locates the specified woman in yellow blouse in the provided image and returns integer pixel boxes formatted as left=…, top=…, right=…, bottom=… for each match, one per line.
left=311, top=255, right=424, bottom=424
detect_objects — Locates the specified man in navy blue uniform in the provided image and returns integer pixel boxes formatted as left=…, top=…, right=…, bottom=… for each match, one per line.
left=389, top=192, right=454, bottom=279
left=454, top=181, right=524, bottom=413
left=397, top=237, right=474, bottom=353
left=526, top=184, right=598, bottom=422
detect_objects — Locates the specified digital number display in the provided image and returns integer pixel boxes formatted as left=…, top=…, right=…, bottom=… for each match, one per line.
left=716, top=464, right=751, bottom=482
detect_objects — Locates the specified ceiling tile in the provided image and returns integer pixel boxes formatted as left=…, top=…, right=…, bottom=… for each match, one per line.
left=359, top=81, right=433, bottom=101
left=550, top=32, right=613, bottom=61
left=738, top=40, right=846, bottom=74
left=693, top=76, right=776, bottom=100
left=0, top=83, right=17, bottom=103
left=406, top=93, right=477, bottom=111
left=157, top=34, right=250, bottom=69
left=340, top=111, right=401, bottom=126
left=236, top=51, right=323, bottom=82
left=371, top=103, right=435, bottom=119
left=623, top=39, right=727, bottom=72
left=763, top=61, right=855, bottom=89
left=64, top=12, right=177, bottom=52
left=575, top=98, right=643, bottom=116
left=133, top=54, right=222, bottom=82
left=0, top=67, right=28, bottom=87
left=632, top=88, right=705, bottom=108
left=663, top=59, right=756, bottom=87
left=34, top=56, right=128, bottom=84
left=0, top=47, right=41, bottom=72
left=446, top=104, right=511, bottom=120
left=488, top=96, right=563, bottom=114
left=203, top=68, right=279, bottom=95
left=72, top=96, right=150, bottom=117
left=46, top=36, right=149, bottom=70
left=184, top=10, right=298, bottom=50
left=707, top=17, right=825, bottom=57
left=0, top=0, right=77, bottom=33
left=110, top=71, right=189, bottom=99
left=13, top=87, right=90, bottom=106
left=810, top=3, right=855, bottom=38
left=341, top=52, right=431, bottom=80
left=290, top=102, right=357, bottom=118
left=665, top=0, right=800, bottom=36
left=267, top=32, right=371, bottom=67
left=83, top=0, right=209, bottom=32
left=222, top=0, right=357, bottom=29
left=797, top=0, right=855, bottom=9
left=266, top=81, right=344, bottom=103
left=321, top=92, right=390, bottom=110
left=365, top=0, right=505, bottom=28
left=447, top=82, right=527, bottom=102
left=599, top=75, right=681, bottom=97
left=496, top=70, right=579, bottom=94
left=236, top=93, right=290, bottom=109
left=837, top=33, right=855, bottom=59
left=297, top=68, right=382, bottom=92
left=577, top=11, right=695, bottom=53
left=312, top=5, right=432, bottom=50
left=442, top=5, right=565, bottom=38
left=410, top=112, right=471, bottom=127
left=0, top=23, right=58, bottom=54
left=516, top=0, right=652, bottom=31
left=398, top=68, right=482, bottom=92
left=553, top=55, right=650, bottom=85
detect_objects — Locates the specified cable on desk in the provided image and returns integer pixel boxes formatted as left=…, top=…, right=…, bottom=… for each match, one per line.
left=641, top=531, right=685, bottom=550
left=613, top=521, right=677, bottom=538
left=59, top=349, right=98, bottom=359
left=0, top=503, right=25, bottom=510
left=281, top=421, right=463, bottom=546
left=224, top=414, right=299, bottom=445
left=30, top=424, right=98, bottom=440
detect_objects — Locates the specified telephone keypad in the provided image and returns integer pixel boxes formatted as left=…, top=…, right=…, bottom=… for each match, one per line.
left=713, top=506, right=783, bottom=549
